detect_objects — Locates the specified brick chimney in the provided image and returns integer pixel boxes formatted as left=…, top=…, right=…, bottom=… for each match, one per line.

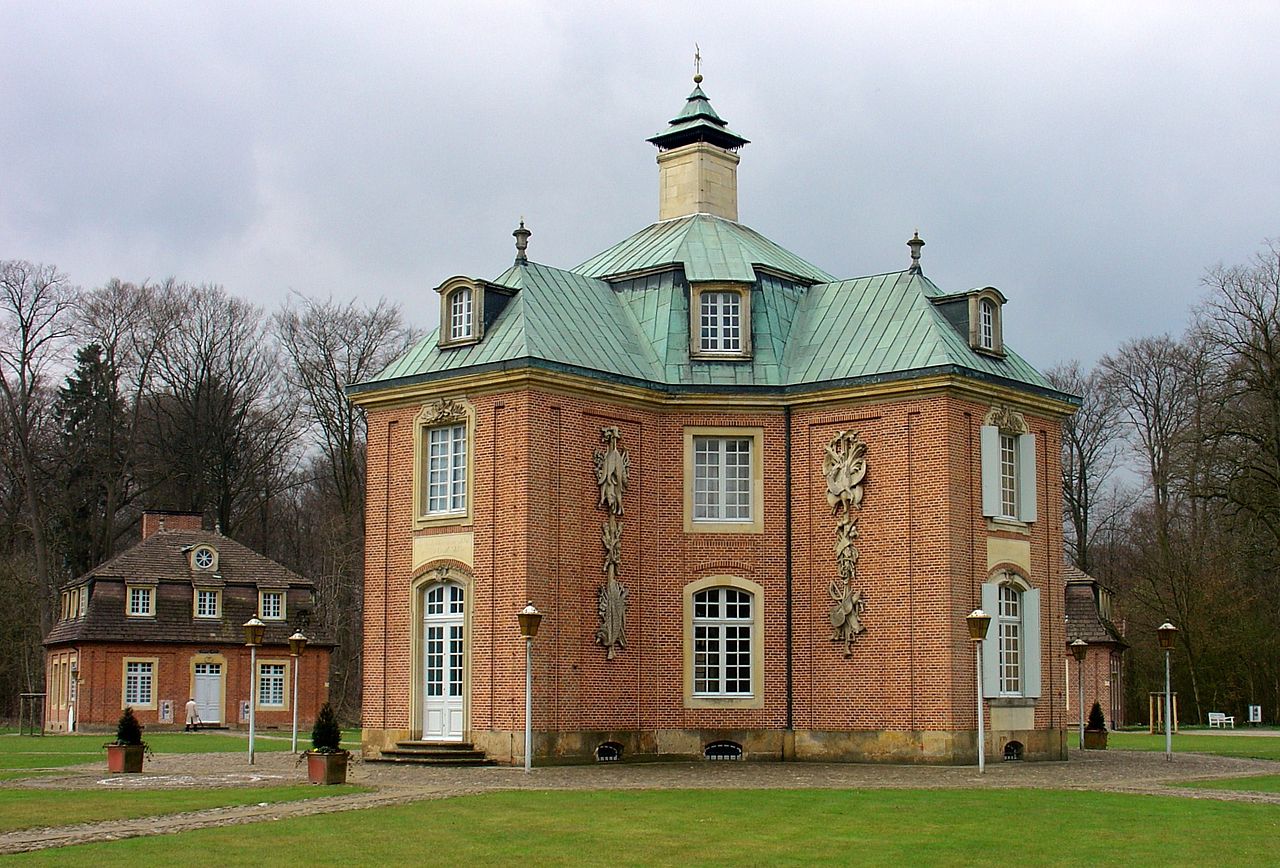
left=141, top=511, right=203, bottom=540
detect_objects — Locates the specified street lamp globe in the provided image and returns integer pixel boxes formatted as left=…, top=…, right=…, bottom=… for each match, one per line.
left=1157, top=622, right=1178, bottom=650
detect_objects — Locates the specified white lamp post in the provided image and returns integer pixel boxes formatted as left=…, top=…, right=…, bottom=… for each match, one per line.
left=1157, top=622, right=1178, bottom=761
left=289, top=631, right=308, bottom=754
left=243, top=617, right=266, bottom=765
left=966, top=609, right=992, bottom=773
left=1070, top=638, right=1088, bottom=749
left=517, top=602, right=542, bottom=773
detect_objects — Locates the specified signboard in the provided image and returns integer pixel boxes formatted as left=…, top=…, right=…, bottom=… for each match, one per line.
left=1249, top=705, right=1262, bottom=724
left=159, top=699, right=173, bottom=723
left=239, top=700, right=250, bottom=723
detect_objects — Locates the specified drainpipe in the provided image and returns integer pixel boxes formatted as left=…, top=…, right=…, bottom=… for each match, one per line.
left=784, top=404, right=794, bottom=743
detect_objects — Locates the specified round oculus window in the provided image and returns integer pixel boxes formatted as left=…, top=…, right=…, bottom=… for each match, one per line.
left=193, top=547, right=215, bottom=570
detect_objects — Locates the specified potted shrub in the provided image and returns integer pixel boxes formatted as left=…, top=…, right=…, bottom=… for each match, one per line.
left=1083, top=701, right=1108, bottom=750
left=105, top=707, right=149, bottom=773
left=305, top=703, right=349, bottom=784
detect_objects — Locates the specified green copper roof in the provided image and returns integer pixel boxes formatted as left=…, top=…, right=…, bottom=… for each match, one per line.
left=648, top=82, right=749, bottom=151
left=574, top=214, right=835, bottom=284
left=356, top=244, right=1060, bottom=402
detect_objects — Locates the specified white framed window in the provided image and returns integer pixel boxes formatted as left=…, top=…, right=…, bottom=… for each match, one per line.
left=693, top=437, right=752, bottom=522
left=257, top=663, right=286, bottom=708
left=259, top=590, right=285, bottom=620
left=699, top=291, right=742, bottom=353
left=980, top=417, right=1036, bottom=524
left=692, top=587, right=754, bottom=697
left=124, top=661, right=154, bottom=707
left=426, top=423, right=468, bottom=515
left=979, top=299, right=996, bottom=350
left=127, top=585, right=154, bottom=617
left=449, top=287, right=473, bottom=341
left=981, top=575, right=1041, bottom=700
left=1000, top=433, right=1018, bottom=519
left=77, top=588, right=87, bottom=618
left=998, top=585, right=1022, bottom=694
left=195, top=588, right=220, bottom=619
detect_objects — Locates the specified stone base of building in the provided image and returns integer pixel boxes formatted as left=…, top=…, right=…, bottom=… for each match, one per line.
left=361, top=726, right=1067, bottom=765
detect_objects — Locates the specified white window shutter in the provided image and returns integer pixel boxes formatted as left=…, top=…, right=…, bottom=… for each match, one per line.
left=1022, top=587, right=1042, bottom=698
left=1017, top=432, right=1037, bottom=523
left=981, top=581, right=1000, bottom=698
left=980, top=426, right=1000, bottom=517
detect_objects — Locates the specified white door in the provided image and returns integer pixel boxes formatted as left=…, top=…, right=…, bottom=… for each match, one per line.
left=423, top=582, right=465, bottom=741
left=194, top=663, right=222, bottom=724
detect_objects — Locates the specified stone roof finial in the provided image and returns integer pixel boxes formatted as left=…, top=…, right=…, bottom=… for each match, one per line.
left=694, top=43, right=702, bottom=84
left=908, top=230, right=925, bottom=274
left=513, top=218, right=531, bottom=265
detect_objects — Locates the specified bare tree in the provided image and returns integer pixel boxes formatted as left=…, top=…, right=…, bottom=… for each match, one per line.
left=0, top=261, right=77, bottom=631
left=1047, top=360, right=1124, bottom=573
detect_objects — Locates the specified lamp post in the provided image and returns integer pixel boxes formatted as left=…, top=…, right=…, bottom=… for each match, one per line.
left=966, top=609, right=992, bottom=773
left=288, top=631, right=308, bottom=754
left=517, top=602, right=542, bottom=773
left=1070, top=638, right=1088, bottom=750
left=243, top=617, right=266, bottom=765
left=1157, top=621, right=1178, bottom=761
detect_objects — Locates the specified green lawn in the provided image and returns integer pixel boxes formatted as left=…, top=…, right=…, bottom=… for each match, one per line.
left=1108, top=731, right=1280, bottom=760
left=7, top=789, right=1280, bottom=866
left=0, top=784, right=366, bottom=834
left=1179, top=775, right=1280, bottom=793
left=0, top=732, right=294, bottom=773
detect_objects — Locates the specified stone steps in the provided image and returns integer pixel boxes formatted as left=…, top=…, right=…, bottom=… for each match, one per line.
left=366, top=740, right=495, bottom=766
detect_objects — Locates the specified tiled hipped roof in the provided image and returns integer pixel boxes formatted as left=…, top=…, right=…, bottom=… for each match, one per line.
left=1064, top=564, right=1127, bottom=647
left=43, top=529, right=330, bottom=648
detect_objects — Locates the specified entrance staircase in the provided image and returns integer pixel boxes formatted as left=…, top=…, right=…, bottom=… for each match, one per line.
left=367, top=740, right=494, bottom=766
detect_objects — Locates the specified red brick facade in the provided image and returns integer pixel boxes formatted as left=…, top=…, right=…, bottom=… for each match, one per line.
left=359, top=378, right=1070, bottom=764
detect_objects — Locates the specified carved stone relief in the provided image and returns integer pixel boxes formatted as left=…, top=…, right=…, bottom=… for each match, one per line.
left=592, top=427, right=629, bottom=659
left=423, top=397, right=469, bottom=426
left=983, top=405, right=1027, bottom=435
left=823, top=430, right=869, bottom=656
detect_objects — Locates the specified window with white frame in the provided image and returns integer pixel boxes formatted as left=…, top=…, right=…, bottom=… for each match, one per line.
left=692, top=587, right=753, bottom=696
left=124, top=661, right=154, bottom=706
left=979, top=299, right=996, bottom=350
left=258, top=663, right=286, bottom=708
left=127, top=586, right=154, bottom=617
left=998, top=585, right=1022, bottom=695
left=259, top=590, right=285, bottom=620
left=981, top=574, right=1041, bottom=700
left=980, top=413, right=1036, bottom=524
left=699, top=291, right=742, bottom=353
left=999, top=433, right=1018, bottom=519
left=693, top=437, right=752, bottom=522
left=449, top=287, right=473, bottom=341
left=426, top=424, right=468, bottom=515
left=77, top=587, right=87, bottom=618
left=195, top=588, right=220, bottom=619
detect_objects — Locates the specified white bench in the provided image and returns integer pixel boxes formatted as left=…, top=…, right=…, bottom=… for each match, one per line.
left=1208, top=712, right=1235, bottom=729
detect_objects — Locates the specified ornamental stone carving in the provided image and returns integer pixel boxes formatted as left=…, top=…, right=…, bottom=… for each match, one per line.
left=592, top=427, right=629, bottom=659
left=423, top=397, right=469, bottom=425
left=823, top=430, right=869, bottom=656
left=983, top=405, right=1027, bottom=435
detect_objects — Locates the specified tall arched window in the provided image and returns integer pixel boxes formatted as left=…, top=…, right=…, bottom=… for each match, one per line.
left=979, top=298, right=996, bottom=350
left=692, top=586, right=753, bottom=697
left=997, top=584, right=1022, bottom=695
left=449, top=287, right=473, bottom=340
left=980, top=572, right=1041, bottom=699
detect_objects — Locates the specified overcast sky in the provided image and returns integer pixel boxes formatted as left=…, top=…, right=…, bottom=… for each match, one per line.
left=2, top=2, right=1277, bottom=370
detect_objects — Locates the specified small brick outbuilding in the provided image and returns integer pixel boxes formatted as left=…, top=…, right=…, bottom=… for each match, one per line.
left=1064, top=564, right=1128, bottom=729
left=43, top=511, right=332, bottom=733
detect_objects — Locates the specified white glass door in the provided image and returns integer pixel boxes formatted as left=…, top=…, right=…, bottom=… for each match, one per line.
left=194, top=663, right=222, bottom=723
left=423, top=583, right=465, bottom=741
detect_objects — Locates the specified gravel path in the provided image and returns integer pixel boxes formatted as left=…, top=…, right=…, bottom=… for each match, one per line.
left=2, top=748, right=1278, bottom=855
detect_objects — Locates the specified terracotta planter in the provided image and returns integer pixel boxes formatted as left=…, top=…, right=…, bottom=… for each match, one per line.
left=106, top=744, right=145, bottom=773
left=307, top=751, right=348, bottom=785
left=1083, top=729, right=1108, bottom=750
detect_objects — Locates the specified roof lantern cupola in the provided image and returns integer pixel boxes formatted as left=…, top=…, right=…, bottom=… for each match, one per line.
left=648, top=55, right=749, bottom=222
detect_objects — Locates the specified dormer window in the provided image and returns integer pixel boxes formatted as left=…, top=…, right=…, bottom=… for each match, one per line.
left=449, top=286, right=473, bottom=340
left=189, top=545, right=218, bottom=572
left=689, top=283, right=752, bottom=360
left=979, top=299, right=995, bottom=350
left=967, top=288, right=1005, bottom=356
left=436, top=276, right=488, bottom=349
